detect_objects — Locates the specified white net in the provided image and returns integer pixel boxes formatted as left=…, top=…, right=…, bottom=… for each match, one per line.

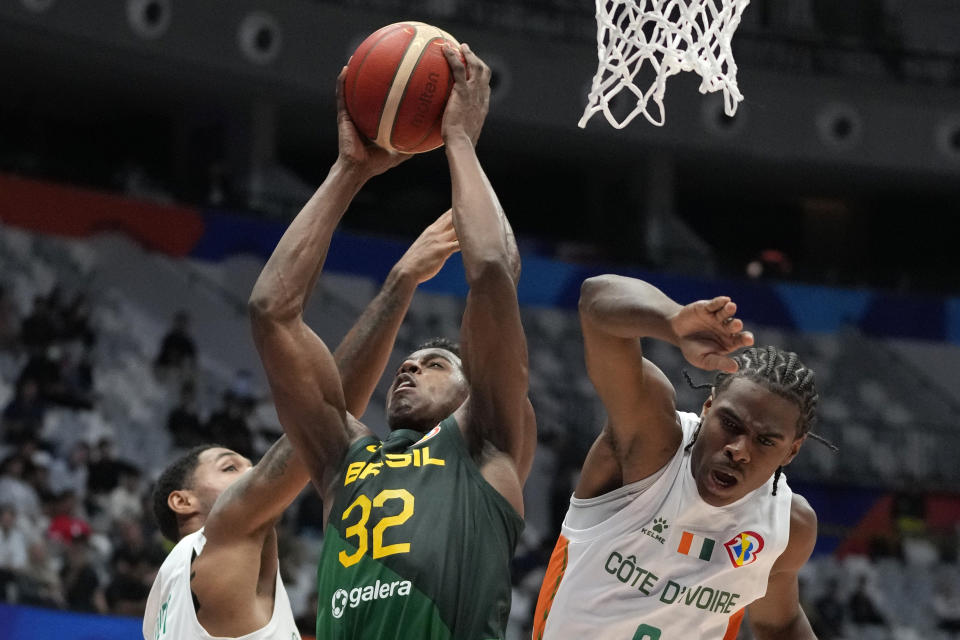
left=579, top=0, right=751, bottom=128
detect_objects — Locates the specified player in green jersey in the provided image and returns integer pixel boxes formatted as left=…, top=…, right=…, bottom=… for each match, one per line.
left=249, top=43, right=536, bottom=640
left=146, top=212, right=463, bottom=640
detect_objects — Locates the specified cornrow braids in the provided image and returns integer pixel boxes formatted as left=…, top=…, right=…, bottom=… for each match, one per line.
left=682, top=345, right=837, bottom=495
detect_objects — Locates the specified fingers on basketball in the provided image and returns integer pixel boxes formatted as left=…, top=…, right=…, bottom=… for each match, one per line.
left=443, top=44, right=467, bottom=81
left=336, top=67, right=348, bottom=113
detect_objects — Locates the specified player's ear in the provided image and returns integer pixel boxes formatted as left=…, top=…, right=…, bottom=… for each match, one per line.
left=780, top=435, right=806, bottom=467
left=168, top=489, right=197, bottom=516
left=700, top=393, right=714, bottom=418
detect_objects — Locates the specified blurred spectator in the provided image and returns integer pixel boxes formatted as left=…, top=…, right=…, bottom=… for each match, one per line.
left=230, top=368, right=257, bottom=405
left=812, top=577, right=845, bottom=639
left=0, top=455, right=42, bottom=528
left=0, top=284, right=19, bottom=351
left=206, top=391, right=253, bottom=458
left=934, top=579, right=960, bottom=634
left=106, top=464, right=143, bottom=523
left=18, top=345, right=92, bottom=410
left=87, top=437, right=124, bottom=497
left=48, top=442, right=90, bottom=502
left=17, top=540, right=65, bottom=608
left=58, top=292, right=95, bottom=347
left=19, top=295, right=57, bottom=353
left=58, top=343, right=95, bottom=408
left=848, top=575, right=887, bottom=628
left=166, top=382, right=206, bottom=449
left=47, top=490, right=92, bottom=546
left=2, top=377, right=46, bottom=445
left=60, top=535, right=106, bottom=613
left=154, top=310, right=197, bottom=380
left=0, top=503, right=29, bottom=573
left=295, top=590, right=318, bottom=637
left=104, top=547, right=150, bottom=616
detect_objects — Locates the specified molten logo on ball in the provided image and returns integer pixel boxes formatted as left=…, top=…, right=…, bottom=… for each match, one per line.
left=412, top=72, right=441, bottom=128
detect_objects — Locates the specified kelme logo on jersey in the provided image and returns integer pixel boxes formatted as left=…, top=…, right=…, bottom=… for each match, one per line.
left=639, top=516, right=669, bottom=544
left=330, top=579, right=413, bottom=619
left=724, top=531, right=764, bottom=567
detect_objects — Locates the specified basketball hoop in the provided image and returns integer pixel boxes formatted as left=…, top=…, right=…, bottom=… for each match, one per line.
left=579, top=0, right=751, bottom=128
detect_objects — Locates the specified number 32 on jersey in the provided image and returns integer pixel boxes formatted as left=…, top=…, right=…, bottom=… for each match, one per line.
left=338, top=489, right=414, bottom=567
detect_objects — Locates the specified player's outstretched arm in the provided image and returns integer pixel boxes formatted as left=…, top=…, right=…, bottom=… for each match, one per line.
left=441, top=43, right=536, bottom=492
left=249, top=67, right=408, bottom=500
left=578, top=276, right=754, bottom=481
left=334, top=210, right=460, bottom=417
left=747, top=495, right=819, bottom=640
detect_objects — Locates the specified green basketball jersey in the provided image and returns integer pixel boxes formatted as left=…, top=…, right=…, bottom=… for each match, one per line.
left=315, top=415, right=523, bottom=640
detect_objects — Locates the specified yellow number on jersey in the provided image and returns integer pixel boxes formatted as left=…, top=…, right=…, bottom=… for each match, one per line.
left=338, top=489, right=415, bottom=567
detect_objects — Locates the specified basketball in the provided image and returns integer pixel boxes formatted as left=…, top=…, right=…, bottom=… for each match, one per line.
left=344, top=22, right=460, bottom=154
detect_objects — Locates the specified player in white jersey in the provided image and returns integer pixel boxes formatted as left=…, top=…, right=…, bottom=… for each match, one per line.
left=534, top=276, right=831, bottom=640
left=143, top=211, right=463, bottom=640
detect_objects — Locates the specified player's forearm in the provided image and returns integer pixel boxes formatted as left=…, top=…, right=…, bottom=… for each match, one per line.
left=249, top=160, right=367, bottom=323
left=445, top=135, right=513, bottom=285
left=579, top=276, right=682, bottom=344
left=208, top=435, right=309, bottom=537
left=334, top=267, right=418, bottom=417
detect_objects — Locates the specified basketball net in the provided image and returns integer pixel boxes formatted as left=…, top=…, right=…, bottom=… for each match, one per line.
left=579, top=0, right=751, bottom=128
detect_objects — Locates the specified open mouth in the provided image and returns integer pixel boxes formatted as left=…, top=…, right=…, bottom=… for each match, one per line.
left=394, top=376, right=416, bottom=393
left=712, top=469, right=738, bottom=489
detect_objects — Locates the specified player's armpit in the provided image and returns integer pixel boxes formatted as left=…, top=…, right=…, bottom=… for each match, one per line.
left=250, top=315, right=370, bottom=501
left=579, top=279, right=682, bottom=482
left=747, top=572, right=817, bottom=640
left=747, top=496, right=818, bottom=640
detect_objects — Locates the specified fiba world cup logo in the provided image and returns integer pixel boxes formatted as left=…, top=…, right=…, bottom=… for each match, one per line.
left=331, top=589, right=348, bottom=619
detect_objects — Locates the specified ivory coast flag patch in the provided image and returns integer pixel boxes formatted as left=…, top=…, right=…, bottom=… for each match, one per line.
left=676, top=531, right=716, bottom=561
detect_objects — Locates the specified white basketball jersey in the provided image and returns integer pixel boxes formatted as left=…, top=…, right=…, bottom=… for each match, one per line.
left=143, top=529, right=301, bottom=640
left=534, top=412, right=794, bottom=640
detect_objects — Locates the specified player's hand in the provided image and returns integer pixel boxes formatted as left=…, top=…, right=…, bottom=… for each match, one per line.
left=335, top=66, right=411, bottom=178
left=395, top=209, right=460, bottom=284
left=440, top=43, right=490, bottom=146
left=669, top=296, right=754, bottom=373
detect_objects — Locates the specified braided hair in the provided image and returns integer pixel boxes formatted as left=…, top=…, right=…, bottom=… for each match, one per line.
left=684, top=345, right=837, bottom=495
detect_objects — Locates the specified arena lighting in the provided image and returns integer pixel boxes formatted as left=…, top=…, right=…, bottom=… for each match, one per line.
left=126, top=0, right=171, bottom=40
left=238, top=11, right=282, bottom=65
left=19, top=0, right=55, bottom=13
left=935, top=116, right=960, bottom=160
left=815, top=103, right=863, bottom=150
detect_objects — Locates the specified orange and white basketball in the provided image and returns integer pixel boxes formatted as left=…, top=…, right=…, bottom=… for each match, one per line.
left=344, top=22, right=460, bottom=154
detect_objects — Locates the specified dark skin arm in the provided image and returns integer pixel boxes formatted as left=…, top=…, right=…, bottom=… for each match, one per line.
left=334, top=210, right=459, bottom=418
left=189, top=207, right=455, bottom=639
left=441, top=43, right=536, bottom=514
left=575, top=276, right=754, bottom=498
left=248, top=68, right=408, bottom=506
left=187, top=437, right=305, bottom=636
left=748, top=495, right=819, bottom=640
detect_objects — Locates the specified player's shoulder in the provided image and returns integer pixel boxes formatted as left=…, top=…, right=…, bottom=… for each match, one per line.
left=772, top=494, right=817, bottom=574
left=789, top=493, right=817, bottom=535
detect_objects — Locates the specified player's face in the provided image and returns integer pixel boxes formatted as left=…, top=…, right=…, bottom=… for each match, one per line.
left=386, top=348, right=468, bottom=431
left=690, top=378, right=804, bottom=507
left=189, top=447, right=253, bottom=515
